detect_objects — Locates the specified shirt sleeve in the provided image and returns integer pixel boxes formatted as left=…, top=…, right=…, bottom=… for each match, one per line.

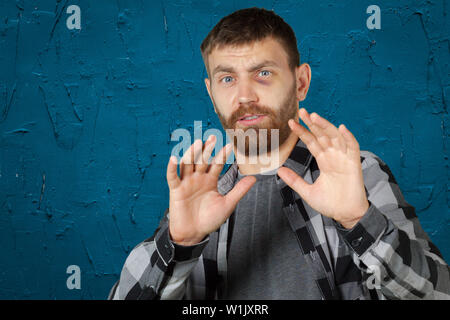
left=334, top=151, right=450, bottom=300
left=108, top=209, right=209, bottom=300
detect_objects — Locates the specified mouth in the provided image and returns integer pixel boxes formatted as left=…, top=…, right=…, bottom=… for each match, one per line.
left=236, top=114, right=266, bottom=126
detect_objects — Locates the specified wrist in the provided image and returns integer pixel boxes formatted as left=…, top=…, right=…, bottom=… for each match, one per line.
left=169, top=230, right=205, bottom=246
left=337, top=200, right=370, bottom=230
left=338, top=217, right=362, bottom=229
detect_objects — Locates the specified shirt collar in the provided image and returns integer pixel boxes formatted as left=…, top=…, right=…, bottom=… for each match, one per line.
left=218, top=138, right=313, bottom=195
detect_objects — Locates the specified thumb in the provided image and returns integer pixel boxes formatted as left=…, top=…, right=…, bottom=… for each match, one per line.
left=277, top=167, right=311, bottom=200
left=223, top=176, right=257, bottom=212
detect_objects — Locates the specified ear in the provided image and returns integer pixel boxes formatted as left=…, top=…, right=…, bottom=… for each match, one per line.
left=294, top=63, right=311, bottom=102
left=204, top=78, right=218, bottom=114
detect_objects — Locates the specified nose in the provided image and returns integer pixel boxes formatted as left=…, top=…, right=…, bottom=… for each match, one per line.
left=237, top=77, right=258, bottom=105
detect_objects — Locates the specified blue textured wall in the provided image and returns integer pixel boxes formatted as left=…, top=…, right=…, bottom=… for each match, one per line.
left=0, top=0, right=448, bottom=299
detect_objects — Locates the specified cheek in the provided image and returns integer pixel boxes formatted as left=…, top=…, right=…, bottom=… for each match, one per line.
left=254, top=83, right=274, bottom=107
left=216, top=87, right=236, bottom=103
left=210, top=95, right=229, bottom=121
left=211, top=89, right=236, bottom=115
left=263, top=83, right=292, bottom=106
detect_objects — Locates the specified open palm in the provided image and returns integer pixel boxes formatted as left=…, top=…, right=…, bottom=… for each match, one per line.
left=167, top=137, right=256, bottom=245
left=277, top=108, right=369, bottom=229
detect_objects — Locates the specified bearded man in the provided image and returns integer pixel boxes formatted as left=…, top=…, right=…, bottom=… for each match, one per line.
left=109, top=7, right=449, bottom=300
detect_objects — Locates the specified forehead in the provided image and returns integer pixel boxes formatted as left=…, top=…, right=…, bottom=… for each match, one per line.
left=207, top=37, right=291, bottom=72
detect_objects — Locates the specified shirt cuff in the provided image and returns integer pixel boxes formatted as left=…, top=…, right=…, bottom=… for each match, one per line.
left=334, top=201, right=388, bottom=256
left=155, top=226, right=209, bottom=265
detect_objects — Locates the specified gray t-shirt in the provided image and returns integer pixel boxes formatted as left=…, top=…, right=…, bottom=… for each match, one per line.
left=223, top=168, right=322, bottom=300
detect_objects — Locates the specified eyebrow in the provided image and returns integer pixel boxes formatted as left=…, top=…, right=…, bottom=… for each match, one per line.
left=212, top=60, right=280, bottom=77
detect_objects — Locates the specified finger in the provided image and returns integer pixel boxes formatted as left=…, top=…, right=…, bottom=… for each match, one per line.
left=288, top=119, right=323, bottom=158
left=277, top=166, right=312, bottom=200
left=195, top=135, right=217, bottom=173
left=209, top=143, right=233, bottom=177
left=309, top=111, right=347, bottom=152
left=166, top=156, right=181, bottom=189
left=339, top=124, right=360, bottom=158
left=300, top=108, right=339, bottom=150
left=223, top=176, right=256, bottom=212
left=180, top=140, right=200, bottom=179
left=192, top=138, right=205, bottom=167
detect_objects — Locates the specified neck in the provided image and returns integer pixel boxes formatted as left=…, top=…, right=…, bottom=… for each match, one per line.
left=236, top=131, right=299, bottom=175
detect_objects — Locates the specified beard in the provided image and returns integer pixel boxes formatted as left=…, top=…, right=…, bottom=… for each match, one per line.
left=215, top=82, right=298, bottom=157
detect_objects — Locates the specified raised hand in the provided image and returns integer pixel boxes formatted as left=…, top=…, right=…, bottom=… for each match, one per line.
left=277, top=108, right=369, bottom=229
left=167, top=136, right=256, bottom=246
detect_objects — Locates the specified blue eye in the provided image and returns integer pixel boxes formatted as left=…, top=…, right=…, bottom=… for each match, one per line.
left=259, top=70, right=271, bottom=77
left=221, top=76, right=234, bottom=83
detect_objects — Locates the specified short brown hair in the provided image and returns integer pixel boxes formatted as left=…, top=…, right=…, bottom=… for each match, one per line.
left=200, top=7, right=300, bottom=75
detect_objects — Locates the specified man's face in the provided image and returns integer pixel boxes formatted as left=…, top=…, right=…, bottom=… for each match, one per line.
left=204, top=37, right=300, bottom=155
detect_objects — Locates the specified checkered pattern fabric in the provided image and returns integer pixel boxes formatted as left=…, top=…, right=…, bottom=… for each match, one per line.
left=109, top=139, right=450, bottom=300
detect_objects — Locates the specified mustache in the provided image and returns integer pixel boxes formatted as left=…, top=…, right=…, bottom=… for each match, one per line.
left=228, top=103, right=277, bottom=125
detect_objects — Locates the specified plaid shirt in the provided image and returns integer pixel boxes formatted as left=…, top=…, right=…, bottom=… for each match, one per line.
left=109, top=139, right=450, bottom=300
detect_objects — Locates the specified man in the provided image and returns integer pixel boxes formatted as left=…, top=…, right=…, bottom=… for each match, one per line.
left=109, top=7, right=449, bottom=300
